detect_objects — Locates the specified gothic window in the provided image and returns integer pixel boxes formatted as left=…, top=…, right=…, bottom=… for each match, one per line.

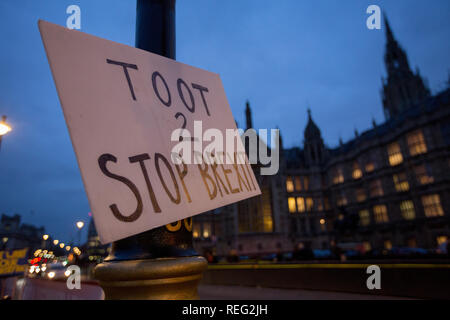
left=355, top=188, right=367, bottom=203
left=393, top=172, right=410, bottom=192
left=336, top=194, right=348, bottom=207
left=288, top=197, right=306, bottom=213
left=407, top=129, right=427, bottom=156
left=414, top=164, right=434, bottom=185
left=306, top=197, right=314, bottom=212
left=373, top=205, right=389, bottom=223
left=400, top=200, right=415, bottom=220
left=294, top=176, right=302, bottom=191
left=359, top=210, right=370, bottom=226
left=296, top=197, right=306, bottom=213
left=365, top=162, right=375, bottom=173
left=352, top=162, right=363, bottom=180
left=286, top=176, right=294, bottom=192
left=369, top=179, right=384, bottom=198
left=303, top=176, right=310, bottom=190
left=422, top=194, right=444, bottom=218
left=332, top=167, right=344, bottom=185
left=288, top=197, right=296, bottom=213
left=388, top=142, right=403, bottom=166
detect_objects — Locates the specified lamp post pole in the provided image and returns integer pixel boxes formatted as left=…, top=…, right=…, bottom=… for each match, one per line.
left=94, top=0, right=207, bottom=300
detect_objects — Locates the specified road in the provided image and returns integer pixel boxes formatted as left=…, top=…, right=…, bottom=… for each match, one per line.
left=198, top=284, right=412, bottom=300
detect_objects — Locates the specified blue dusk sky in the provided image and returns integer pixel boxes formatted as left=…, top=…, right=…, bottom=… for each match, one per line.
left=0, top=0, right=448, bottom=243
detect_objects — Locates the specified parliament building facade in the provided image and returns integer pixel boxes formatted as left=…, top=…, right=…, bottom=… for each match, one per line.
left=193, top=18, right=450, bottom=257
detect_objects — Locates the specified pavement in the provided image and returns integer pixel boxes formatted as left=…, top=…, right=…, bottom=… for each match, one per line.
left=198, top=284, right=413, bottom=300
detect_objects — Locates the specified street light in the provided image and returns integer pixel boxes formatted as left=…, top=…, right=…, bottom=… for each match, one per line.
left=0, top=116, right=11, bottom=136
left=59, top=243, right=64, bottom=248
left=76, top=220, right=85, bottom=246
left=53, top=239, right=59, bottom=245
left=0, top=115, right=12, bottom=151
left=43, top=234, right=49, bottom=240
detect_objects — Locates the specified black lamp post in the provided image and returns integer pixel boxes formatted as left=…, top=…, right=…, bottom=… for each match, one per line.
left=94, top=0, right=207, bottom=300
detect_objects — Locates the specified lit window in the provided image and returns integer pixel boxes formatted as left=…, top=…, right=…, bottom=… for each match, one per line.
left=355, top=188, right=366, bottom=203
left=384, top=240, right=393, bottom=250
left=286, top=177, right=294, bottom=192
left=303, top=176, right=310, bottom=190
left=306, top=197, right=314, bottom=211
left=400, top=200, right=415, bottom=220
left=332, top=167, right=344, bottom=185
left=352, top=162, right=363, bottom=180
left=193, top=223, right=200, bottom=238
left=414, top=164, right=434, bottom=185
left=365, top=162, right=375, bottom=173
left=363, top=241, right=372, bottom=252
left=393, top=172, right=410, bottom=192
left=294, top=176, right=302, bottom=191
left=373, top=205, right=389, bottom=223
left=202, top=222, right=211, bottom=238
left=288, top=197, right=296, bottom=213
left=436, top=236, right=448, bottom=246
left=422, top=194, right=444, bottom=218
left=407, top=130, right=427, bottom=156
left=336, top=195, right=347, bottom=207
left=359, top=210, right=370, bottom=226
left=369, top=180, right=384, bottom=198
left=261, top=185, right=274, bottom=232
left=297, top=197, right=306, bottom=212
left=388, top=142, right=403, bottom=166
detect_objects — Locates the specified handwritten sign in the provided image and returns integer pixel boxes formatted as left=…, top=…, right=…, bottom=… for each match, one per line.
left=38, top=20, right=260, bottom=243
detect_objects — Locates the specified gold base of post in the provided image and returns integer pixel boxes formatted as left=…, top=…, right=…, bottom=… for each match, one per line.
left=94, top=256, right=207, bottom=300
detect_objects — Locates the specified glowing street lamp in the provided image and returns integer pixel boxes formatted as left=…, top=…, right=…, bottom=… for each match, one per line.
left=0, top=116, right=11, bottom=136
left=76, top=220, right=85, bottom=246
left=59, top=243, right=65, bottom=249
left=43, top=234, right=49, bottom=240
left=0, top=115, right=12, bottom=151
left=76, top=221, right=84, bottom=229
left=53, top=239, right=59, bottom=245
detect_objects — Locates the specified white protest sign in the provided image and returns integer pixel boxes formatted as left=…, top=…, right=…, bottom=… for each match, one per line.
left=39, top=20, right=261, bottom=244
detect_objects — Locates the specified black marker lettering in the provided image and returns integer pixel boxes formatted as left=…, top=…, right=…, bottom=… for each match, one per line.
left=154, top=153, right=181, bottom=204
left=106, top=59, right=138, bottom=101
left=175, top=160, right=192, bottom=203
left=129, top=153, right=161, bottom=213
left=177, top=78, right=195, bottom=113
left=197, top=161, right=217, bottom=200
left=152, top=71, right=171, bottom=107
left=98, top=153, right=143, bottom=222
left=192, top=83, right=211, bottom=116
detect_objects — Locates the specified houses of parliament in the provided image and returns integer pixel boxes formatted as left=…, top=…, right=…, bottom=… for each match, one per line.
left=193, top=18, right=450, bottom=257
